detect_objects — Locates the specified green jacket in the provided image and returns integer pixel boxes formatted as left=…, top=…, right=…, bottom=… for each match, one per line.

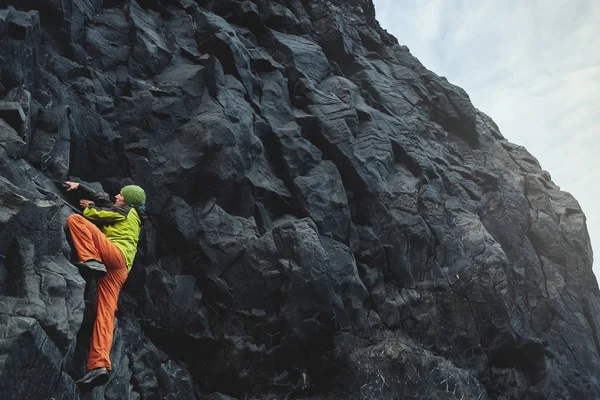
left=79, top=185, right=145, bottom=271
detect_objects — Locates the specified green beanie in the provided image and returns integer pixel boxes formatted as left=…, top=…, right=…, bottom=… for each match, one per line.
left=121, top=185, right=146, bottom=206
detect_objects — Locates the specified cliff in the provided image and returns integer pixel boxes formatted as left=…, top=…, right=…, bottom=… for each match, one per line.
left=0, top=0, right=598, bottom=399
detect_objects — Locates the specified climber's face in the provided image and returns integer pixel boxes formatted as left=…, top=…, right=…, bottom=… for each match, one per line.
left=114, top=192, right=126, bottom=207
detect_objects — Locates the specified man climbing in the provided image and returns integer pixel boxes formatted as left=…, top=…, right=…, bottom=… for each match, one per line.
left=64, top=180, right=146, bottom=391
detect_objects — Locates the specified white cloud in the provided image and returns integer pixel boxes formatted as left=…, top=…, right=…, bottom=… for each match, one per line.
left=373, top=0, right=600, bottom=280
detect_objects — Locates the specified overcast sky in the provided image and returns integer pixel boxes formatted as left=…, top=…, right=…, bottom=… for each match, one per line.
left=372, top=0, right=600, bottom=281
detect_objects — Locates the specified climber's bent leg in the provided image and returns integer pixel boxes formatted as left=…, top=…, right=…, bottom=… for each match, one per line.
left=67, top=214, right=104, bottom=263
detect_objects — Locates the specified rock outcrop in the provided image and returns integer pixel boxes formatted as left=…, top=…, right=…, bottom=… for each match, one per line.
left=0, top=0, right=598, bottom=399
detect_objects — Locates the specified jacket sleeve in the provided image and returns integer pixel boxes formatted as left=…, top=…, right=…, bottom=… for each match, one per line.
left=83, top=205, right=127, bottom=224
left=78, top=184, right=113, bottom=208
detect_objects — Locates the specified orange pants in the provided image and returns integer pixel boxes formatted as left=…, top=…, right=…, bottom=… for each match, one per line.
left=67, top=214, right=128, bottom=371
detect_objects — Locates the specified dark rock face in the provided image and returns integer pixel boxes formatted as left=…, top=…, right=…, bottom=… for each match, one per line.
left=0, top=0, right=598, bottom=399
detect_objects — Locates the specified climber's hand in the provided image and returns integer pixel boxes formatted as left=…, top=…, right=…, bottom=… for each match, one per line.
left=79, top=199, right=94, bottom=209
left=64, top=181, right=80, bottom=191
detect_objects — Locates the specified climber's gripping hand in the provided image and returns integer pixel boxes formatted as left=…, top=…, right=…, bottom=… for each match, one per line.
left=64, top=181, right=80, bottom=191
left=79, top=199, right=95, bottom=209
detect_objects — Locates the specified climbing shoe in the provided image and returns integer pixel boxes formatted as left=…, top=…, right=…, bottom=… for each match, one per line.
left=76, top=367, right=109, bottom=391
left=74, top=260, right=107, bottom=279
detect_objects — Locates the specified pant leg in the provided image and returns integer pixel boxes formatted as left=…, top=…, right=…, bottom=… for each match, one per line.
left=67, top=214, right=103, bottom=263
left=87, top=263, right=127, bottom=371
left=68, top=213, right=127, bottom=271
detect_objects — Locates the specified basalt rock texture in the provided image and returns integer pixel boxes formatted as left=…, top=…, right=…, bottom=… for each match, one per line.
left=0, top=0, right=598, bottom=399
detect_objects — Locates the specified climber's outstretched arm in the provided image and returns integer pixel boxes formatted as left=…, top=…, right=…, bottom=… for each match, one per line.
left=64, top=181, right=113, bottom=208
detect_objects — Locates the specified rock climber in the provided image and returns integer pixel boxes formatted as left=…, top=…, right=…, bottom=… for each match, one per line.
left=64, top=180, right=146, bottom=391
